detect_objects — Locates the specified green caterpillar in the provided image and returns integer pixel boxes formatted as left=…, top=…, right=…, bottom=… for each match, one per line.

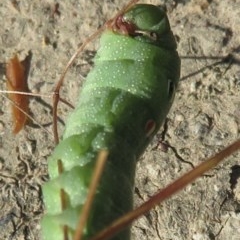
left=41, top=4, right=180, bottom=240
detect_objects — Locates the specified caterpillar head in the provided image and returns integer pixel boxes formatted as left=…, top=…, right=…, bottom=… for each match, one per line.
left=113, top=4, right=177, bottom=49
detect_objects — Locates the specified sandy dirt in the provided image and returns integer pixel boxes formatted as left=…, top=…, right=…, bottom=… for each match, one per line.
left=0, top=0, right=240, bottom=239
